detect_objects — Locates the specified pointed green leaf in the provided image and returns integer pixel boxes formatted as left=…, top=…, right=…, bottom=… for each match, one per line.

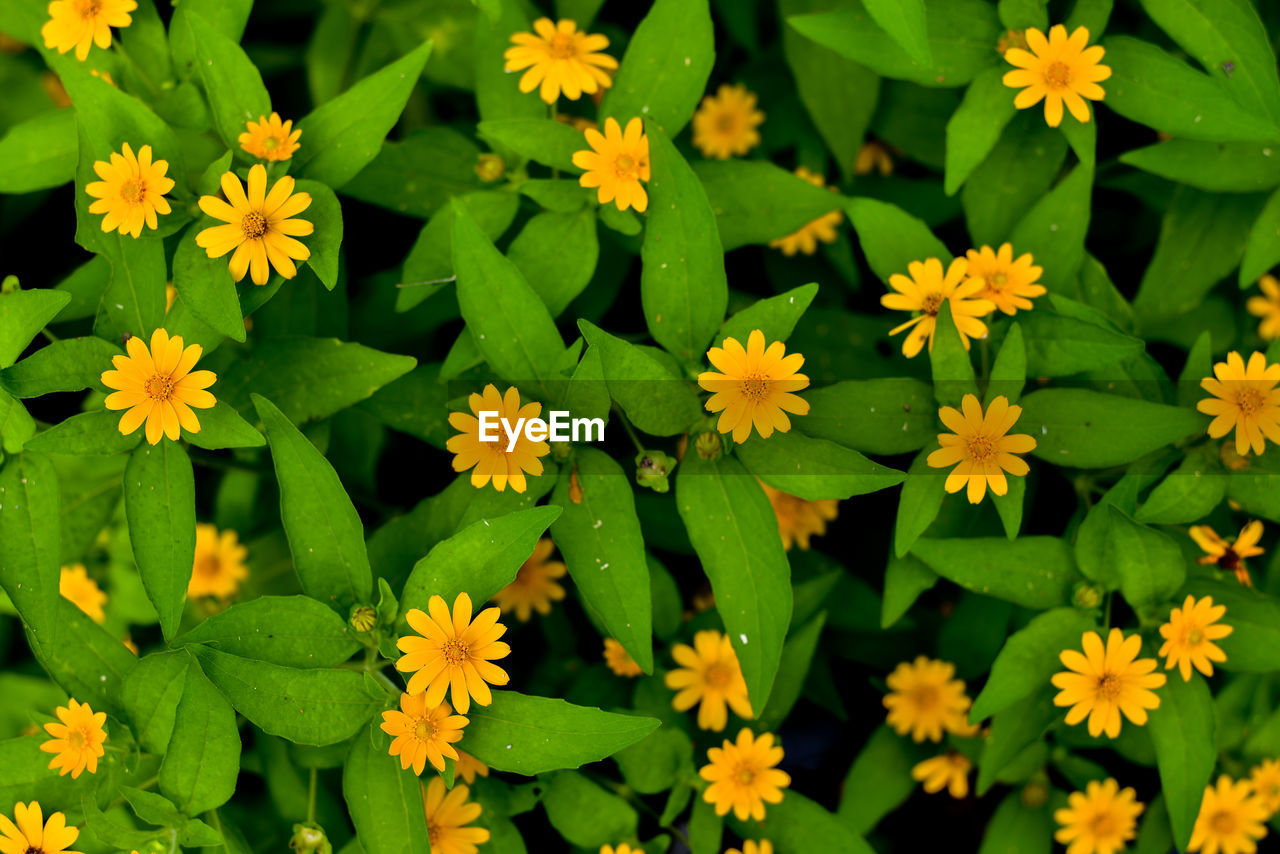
left=578, top=320, right=703, bottom=436
left=0, top=452, right=61, bottom=645
left=24, top=409, right=141, bottom=456
left=0, top=288, right=72, bottom=369
left=159, top=655, right=240, bottom=815
left=910, top=536, right=1079, bottom=609
left=971, top=608, right=1097, bottom=720
left=737, top=431, right=905, bottom=500
left=171, top=225, right=247, bottom=343
left=1018, top=389, right=1207, bottom=468
left=181, top=9, right=270, bottom=151
left=1148, top=674, right=1216, bottom=850
left=343, top=723, right=432, bottom=854
left=177, top=595, right=361, bottom=667
left=124, top=441, right=196, bottom=640
left=0, top=337, right=121, bottom=399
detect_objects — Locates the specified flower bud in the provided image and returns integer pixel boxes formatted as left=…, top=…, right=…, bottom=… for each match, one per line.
left=290, top=824, right=331, bottom=854
left=1071, top=581, right=1103, bottom=611
left=475, top=153, right=505, bottom=183
left=350, top=605, right=377, bottom=633
left=635, top=450, right=677, bottom=492
left=1021, top=781, right=1049, bottom=808
left=694, top=431, right=722, bottom=461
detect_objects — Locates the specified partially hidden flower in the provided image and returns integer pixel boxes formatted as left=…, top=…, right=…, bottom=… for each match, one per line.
left=882, top=257, right=994, bottom=358
left=691, top=83, right=765, bottom=159
left=883, top=656, right=974, bottom=743
left=1053, top=778, right=1144, bottom=854
left=1247, top=274, right=1280, bottom=341
left=101, top=328, right=216, bottom=445
left=1052, top=628, right=1166, bottom=739
left=0, top=802, right=80, bottom=854
left=727, top=842, right=773, bottom=854
left=196, top=164, right=313, bottom=286
left=699, top=728, right=791, bottom=821
left=912, top=752, right=972, bottom=799
left=1188, top=776, right=1269, bottom=854
left=926, top=394, right=1038, bottom=504
left=603, top=638, right=643, bottom=678
left=454, top=750, right=490, bottom=786
left=964, top=243, right=1045, bottom=315
left=1002, top=25, right=1111, bottom=127
left=504, top=17, right=616, bottom=103
left=1158, top=595, right=1233, bottom=681
left=40, top=699, right=107, bottom=779
left=698, top=329, right=810, bottom=444
left=855, top=141, right=893, bottom=176
left=42, top=0, right=136, bottom=60
left=59, top=565, right=106, bottom=623
left=573, top=117, right=650, bottom=212
left=758, top=480, right=837, bottom=550
left=1250, top=759, right=1280, bottom=818
left=238, top=112, right=301, bottom=162
left=768, top=167, right=843, bottom=256
left=1198, top=351, right=1280, bottom=457
left=447, top=384, right=550, bottom=493
left=1190, top=521, right=1264, bottom=587
left=665, top=629, right=752, bottom=731
left=188, top=523, right=249, bottom=600
left=422, top=777, right=490, bottom=854
left=85, top=143, right=174, bottom=238
left=396, top=592, right=510, bottom=714
left=379, top=692, right=468, bottom=776
left=491, top=538, right=566, bottom=622
left=600, top=846, right=639, bottom=854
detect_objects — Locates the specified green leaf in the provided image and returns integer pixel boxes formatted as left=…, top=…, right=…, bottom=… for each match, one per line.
left=476, top=119, right=582, bottom=173
left=185, top=401, right=265, bottom=451
left=124, top=442, right=195, bottom=640
left=1018, top=306, right=1145, bottom=377
left=1240, top=186, right=1280, bottom=285
left=1183, top=578, right=1280, bottom=672
left=689, top=796, right=723, bottom=854
left=0, top=452, right=60, bottom=646
left=121, top=649, right=189, bottom=753
left=717, top=283, right=818, bottom=349
left=757, top=612, right=826, bottom=731
left=977, top=686, right=1059, bottom=794
left=1008, top=163, right=1093, bottom=293
left=0, top=109, right=77, bottom=194
left=613, top=726, right=693, bottom=795
left=508, top=209, right=598, bottom=317
left=294, top=180, right=344, bottom=291
left=27, top=599, right=137, bottom=716
left=694, top=160, right=848, bottom=251
left=93, top=235, right=168, bottom=345
left=1103, top=507, right=1185, bottom=609
left=1147, top=674, right=1216, bottom=850
left=962, top=112, right=1068, bottom=246
left=737, top=431, right=905, bottom=500
left=944, top=66, right=1018, bottom=195
left=343, top=723, right=431, bottom=854
left=519, top=178, right=592, bottom=213
left=910, top=537, right=1079, bottom=609
left=847, top=197, right=951, bottom=282
left=978, top=792, right=1053, bottom=854
left=1135, top=447, right=1226, bottom=524
left=171, top=223, right=247, bottom=342
left=801, top=378, right=935, bottom=456
left=0, top=390, right=36, bottom=454
left=998, top=0, right=1048, bottom=29
left=987, top=322, right=1026, bottom=405
left=577, top=320, right=702, bottom=436
left=541, top=770, right=638, bottom=849
left=462, top=690, right=660, bottom=774
left=254, top=395, right=374, bottom=612
left=159, top=655, right=240, bottom=815
left=893, top=448, right=946, bottom=558
left=341, top=128, right=485, bottom=221
left=177, top=595, right=360, bottom=667
left=397, top=191, right=520, bottom=312
left=730, top=790, right=875, bottom=854
left=23, top=409, right=140, bottom=456
left=0, top=736, right=81, bottom=815
left=357, top=365, right=450, bottom=449
left=676, top=454, right=792, bottom=711
left=837, top=725, right=930, bottom=833
left=971, top=608, right=1097, bottom=720
left=181, top=10, right=270, bottom=151
left=863, top=0, right=931, bottom=66
left=169, top=0, right=252, bottom=78
left=1122, top=140, right=1280, bottom=194
left=930, top=301, right=979, bottom=407
left=881, top=553, right=939, bottom=628
left=80, top=795, right=166, bottom=850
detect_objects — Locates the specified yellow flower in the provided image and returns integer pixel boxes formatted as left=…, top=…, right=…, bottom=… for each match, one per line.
left=101, top=328, right=216, bottom=445
left=41, top=0, right=135, bottom=61
left=698, top=329, right=811, bottom=444
left=0, top=802, right=80, bottom=854
left=396, top=592, right=511, bottom=714
left=491, top=538, right=566, bottom=621
left=964, top=243, right=1046, bottom=315
left=912, top=751, right=972, bottom=799
left=883, top=656, right=973, bottom=743
left=1052, top=628, right=1166, bottom=739
left=1199, top=351, right=1280, bottom=456
left=84, top=143, right=175, bottom=238
left=691, top=83, right=765, bottom=159
left=238, top=112, right=302, bottom=162
left=58, top=564, right=106, bottom=623
left=196, top=164, right=313, bottom=286
left=1188, top=776, right=1269, bottom=854
left=768, top=167, right=843, bottom=256
left=699, top=728, right=791, bottom=821
left=881, top=258, right=994, bottom=358
left=188, top=523, right=249, bottom=600
left=503, top=17, right=616, bottom=103
left=446, top=384, right=550, bottom=493
left=727, top=842, right=773, bottom=854
left=379, top=692, right=468, bottom=776
left=39, top=699, right=107, bottom=779
left=573, top=117, right=650, bottom=213
left=603, top=638, right=643, bottom=678
left=1158, top=595, right=1233, bottom=682
left=1053, top=778, right=1144, bottom=854
left=758, top=480, right=837, bottom=550
left=856, top=141, right=894, bottom=176
left=664, top=629, right=752, bottom=731
left=1002, top=25, right=1111, bottom=127
left=600, top=846, right=639, bottom=854
left=1250, top=759, right=1280, bottom=818
left=453, top=750, right=490, bottom=786
left=926, top=394, right=1038, bottom=504
left=1190, top=521, right=1265, bottom=588
left=421, top=777, right=490, bottom=854
left=1247, top=274, right=1280, bottom=341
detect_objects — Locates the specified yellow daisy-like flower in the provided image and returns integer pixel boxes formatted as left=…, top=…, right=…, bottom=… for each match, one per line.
left=196, top=164, right=313, bottom=286
left=1052, top=628, right=1166, bottom=739
left=238, top=112, right=302, bottom=162
left=503, top=17, right=616, bottom=103
left=396, top=592, right=511, bottom=714
left=1250, top=759, right=1280, bottom=818
left=1190, top=522, right=1264, bottom=588
left=422, top=777, right=490, bottom=854
left=58, top=564, right=106, bottom=623
left=446, top=384, right=550, bottom=493
left=188, top=523, right=249, bottom=600
left=1188, top=776, right=1269, bottom=854
left=600, top=845, right=639, bottom=854
left=41, top=0, right=135, bottom=61
left=698, top=329, right=811, bottom=444
left=453, top=750, right=490, bottom=786
left=573, top=117, right=651, bottom=213
left=603, top=638, right=643, bottom=678
left=39, top=699, right=107, bottom=779
left=101, top=328, right=216, bottom=445
left=1158, top=595, right=1233, bottom=682
left=768, top=167, right=843, bottom=256
left=883, top=656, right=973, bottom=743
left=1002, top=25, right=1111, bottom=127
left=491, top=538, right=566, bottom=621
left=664, top=629, right=753, bottom=732
left=855, top=141, right=894, bottom=176
left=699, top=728, right=791, bottom=821
left=926, top=394, right=1038, bottom=504
left=1248, top=274, right=1280, bottom=341
left=379, top=692, right=468, bottom=776
left=882, top=258, right=995, bottom=358
left=0, top=802, right=80, bottom=854
left=84, top=143, right=174, bottom=238
left=691, top=83, right=765, bottom=159
left=1198, top=351, right=1280, bottom=456
left=912, top=751, right=972, bottom=799
left=728, top=842, right=773, bottom=854
left=964, top=243, right=1046, bottom=315
left=758, top=480, right=837, bottom=550
left=1053, top=778, right=1144, bottom=854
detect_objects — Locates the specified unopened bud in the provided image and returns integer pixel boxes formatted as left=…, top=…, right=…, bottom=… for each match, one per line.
left=635, top=450, right=677, bottom=492
left=1021, top=781, right=1049, bottom=808
left=475, top=153, right=505, bottom=182
left=694, top=431, right=722, bottom=461
left=290, top=824, right=331, bottom=854
left=1, top=275, right=18, bottom=295
left=1071, top=582, right=1103, bottom=611
left=350, top=605, right=377, bottom=633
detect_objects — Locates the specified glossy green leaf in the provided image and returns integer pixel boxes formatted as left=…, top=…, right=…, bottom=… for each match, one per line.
left=978, top=792, right=1053, bottom=854
left=731, top=789, right=875, bottom=854
left=971, top=608, right=1097, bottom=720
left=1147, top=674, right=1216, bottom=850
left=757, top=612, right=826, bottom=731
left=578, top=320, right=702, bottom=436
left=177, top=595, right=361, bottom=667
left=801, top=378, right=935, bottom=455
left=1240, top=185, right=1280, bottom=285
left=23, top=409, right=140, bottom=456
left=476, top=119, right=582, bottom=173
left=910, top=536, right=1079, bottom=609
left=1122, top=140, right=1280, bottom=194
left=944, top=66, right=1018, bottom=195
left=121, top=649, right=189, bottom=753
left=717, top=283, right=818, bottom=349
left=893, top=447, right=946, bottom=558
left=1008, top=163, right=1093, bottom=293
left=0, top=286, right=72, bottom=371
left=0, top=452, right=61, bottom=646
left=847, top=197, right=951, bottom=282
left=930, top=301, right=980, bottom=407
left=1183, top=578, right=1280, bottom=672
left=863, top=0, right=930, bottom=66
left=181, top=10, right=270, bottom=150
left=124, top=441, right=195, bottom=640
left=185, top=400, right=265, bottom=451
left=159, top=655, right=240, bottom=815
left=737, top=431, right=905, bottom=500
left=695, top=160, right=848, bottom=251
left=1019, top=306, right=1144, bottom=377
left=1135, top=446, right=1226, bottom=524
left=294, top=180, right=343, bottom=291
left=343, top=723, right=432, bottom=854
left=508, top=209, right=598, bottom=317
left=171, top=223, right=247, bottom=342
left=0, top=110, right=78, bottom=194
left=541, top=771, right=638, bottom=848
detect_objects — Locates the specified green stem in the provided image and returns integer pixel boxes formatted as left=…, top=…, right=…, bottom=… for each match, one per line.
left=613, top=405, right=646, bottom=455
left=41, top=328, right=60, bottom=343
left=1104, top=591, right=1114, bottom=629
left=307, top=768, right=318, bottom=824
left=548, top=101, right=561, bottom=178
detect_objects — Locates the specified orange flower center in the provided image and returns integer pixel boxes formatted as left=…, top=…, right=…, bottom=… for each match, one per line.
left=1219, top=548, right=1241, bottom=571
left=442, top=638, right=470, bottom=665
left=1042, top=61, right=1072, bottom=90
left=548, top=32, right=577, bottom=59
left=1234, top=387, right=1265, bottom=416
left=145, top=373, right=176, bottom=402
left=921, top=291, right=944, bottom=316
left=67, top=727, right=90, bottom=750
left=911, top=683, right=940, bottom=712
left=738, top=374, right=770, bottom=403
left=614, top=153, right=640, bottom=178
left=427, top=822, right=441, bottom=846
left=966, top=435, right=995, bottom=462
left=120, top=178, right=146, bottom=205
left=1088, top=811, right=1119, bottom=839
left=705, top=663, right=733, bottom=689
left=76, top=0, right=103, bottom=19
left=716, top=112, right=739, bottom=133
left=990, top=272, right=1008, bottom=288
left=241, top=211, right=268, bottom=239
left=1097, top=673, right=1121, bottom=701
left=195, top=554, right=221, bottom=578
left=734, top=762, right=757, bottom=786
left=1187, top=628, right=1204, bottom=645
left=414, top=718, right=438, bottom=741
left=1210, top=809, right=1237, bottom=836
left=263, top=135, right=280, bottom=151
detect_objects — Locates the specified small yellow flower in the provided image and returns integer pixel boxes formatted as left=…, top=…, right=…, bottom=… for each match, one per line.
left=1002, top=25, right=1111, bottom=127
left=768, top=167, right=843, bottom=256
left=1248, top=274, right=1280, bottom=341
left=101, top=328, right=216, bottom=445
left=926, top=394, right=1038, bottom=504
left=238, top=112, right=301, bottom=162
left=883, top=656, right=973, bottom=743
left=84, top=143, right=175, bottom=238
left=0, top=802, right=81, bottom=854
left=41, top=0, right=135, bottom=61
left=758, top=480, right=837, bottom=550
left=196, top=164, right=313, bottom=286
left=728, top=843, right=772, bottom=854
left=691, top=83, right=765, bottom=159
left=422, top=777, right=490, bottom=854
left=189, top=523, right=249, bottom=600
left=664, top=629, right=752, bottom=731
left=912, top=751, right=972, bottom=799
left=39, top=699, right=107, bottom=779
left=453, top=750, right=490, bottom=786
left=1198, top=351, right=1280, bottom=456
left=1190, top=521, right=1265, bottom=588
left=855, top=141, right=894, bottom=176
left=573, top=117, right=651, bottom=213
left=881, top=258, right=995, bottom=358
left=600, top=845, right=640, bottom=854
left=396, top=592, right=511, bottom=714
left=59, top=565, right=106, bottom=623
left=503, top=17, right=616, bottom=103
left=699, top=728, right=791, bottom=821
left=698, top=329, right=811, bottom=444
left=446, top=384, right=551, bottom=493
left=379, top=692, right=468, bottom=776
left=491, top=538, right=567, bottom=621
left=1053, top=778, right=1144, bottom=854
left=603, top=638, right=643, bottom=678
left=1158, top=595, right=1233, bottom=682
left=964, top=243, right=1046, bottom=315
left=1052, top=628, right=1166, bottom=739
left=1250, top=759, right=1280, bottom=818
left=1188, top=776, right=1269, bottom=854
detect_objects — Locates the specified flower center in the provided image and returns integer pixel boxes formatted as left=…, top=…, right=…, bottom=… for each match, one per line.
left=716, top=112, right=739, bottom=133
left=241, top=211, right=268, bottom=239
left=195, top=554, right=221, bottom=579
left=1043, top=61, right=1072, bottom=89
left=442, top=638, right=470, bottom=665
left=706, top=663, right=733, bottom=689
left=120, top=178, right=146, bottom=205
left=991, top=272, right=1008, bottom=288
left=911, top=684, right=940, bottom=712
left=614, top=153, right=640, bottom=178
left=67, top=727, right=89, bottom=750
left=25, top=847, right=44, bottom=854
left=414, top=719, right=438, bottom=741
left=738, top=374, right=770, bottom=403
left=966, top=435, right=995, bottom=461
left=1097, top=673, right=1121, bottom=701
left=921, top=291, right=944, bottom=316
left=1089, top=812, right=1119, bottom=839
left=144, top=373, right=176, bottom=402
left=1187, top=629, right=1204, bottom=645
left=1234, top=387, right=1265, bottom=416
left=76, top=0, right=102, bottom=19
left=263, top=135, right=279, bottom=151
left=548, top=32, right=576, bottom=59
left=1210, top=809, right=1237, bottom=836
left=734, top=762, right=757, bottom=786
left=426, top=822, right=440, bottom=846
left=1219, top=549, right=1241, bottom=571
